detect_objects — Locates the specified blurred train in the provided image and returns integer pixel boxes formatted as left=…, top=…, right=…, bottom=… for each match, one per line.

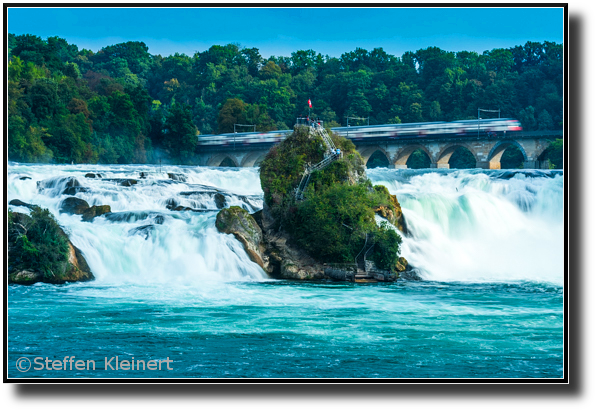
left=197, top=118, right=522, bottom=147
left=197, top=129, right=292, bottom=147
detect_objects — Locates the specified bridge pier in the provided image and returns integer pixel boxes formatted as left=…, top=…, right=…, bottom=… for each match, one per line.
left=523, top=160, right=539, bottom=169
left=430, top=162, right=450, bottom=169
left=475, top=161, right=501, bottom=169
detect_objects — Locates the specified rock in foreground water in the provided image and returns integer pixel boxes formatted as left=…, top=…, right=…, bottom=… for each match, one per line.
left=8, top=208, right=94, bottom=285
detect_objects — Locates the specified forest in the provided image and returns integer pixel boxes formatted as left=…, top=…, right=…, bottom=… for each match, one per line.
left=7, top=33, right=564, bottom=166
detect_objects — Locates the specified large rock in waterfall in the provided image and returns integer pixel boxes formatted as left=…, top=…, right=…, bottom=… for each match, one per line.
left=216, top=125, right=409, bottom=281
left=215, top=205, right=325, bottom=279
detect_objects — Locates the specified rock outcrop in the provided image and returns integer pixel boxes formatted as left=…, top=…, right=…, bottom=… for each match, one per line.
left=167, top=173, right=187, bottom=182
left=9, top=199, right=37, bottom=209
left=37, top=176, right=90, bottom=196
left=216, top=125, right=413, bottom=282
left=216, top=206, right=265, bottom=268
left=254, top=204, right=325, bottom=280
left=58, top=197, right=111, bottom=221
left=215, top=204, right=326, bottom=280
left=59, top=197, right=90, bottom=215
left=8, top=209, right=94, bottom=285
left=81, top=205, right=111, bottom=222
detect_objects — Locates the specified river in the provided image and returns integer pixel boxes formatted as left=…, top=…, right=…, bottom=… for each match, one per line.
left=7, top=163, right=564, bottom=379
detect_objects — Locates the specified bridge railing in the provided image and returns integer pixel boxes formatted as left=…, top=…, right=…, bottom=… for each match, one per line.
left=296, top=117, right=324, bottom=128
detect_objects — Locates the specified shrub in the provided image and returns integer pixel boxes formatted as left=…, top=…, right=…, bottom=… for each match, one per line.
left=370, top=222, right=402, bottom=270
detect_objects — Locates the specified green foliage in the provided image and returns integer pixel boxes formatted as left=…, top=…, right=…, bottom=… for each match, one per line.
left=259, top=126, right=326, bottom=208
left=7, top=34, right=563, bottom=165
left=292, top=183, right=377, bottom=263
left=500, top=146, right=525, bottom=169
left=366, top=151, right=390, bottom=168
left=406, top=149, right=431, bottom=169
left=9, top=208, right=71, bottom=280
left=217, top=98, right=247, bottom=133
left=370, top=222, right=402, bottom=270
left=260, top=128, right=401, bottom=267
left=449, top=146, right=476, bottom=169
left=163, top=102, right=198, bottom=163
left=541, top=138, right=563, bottom=169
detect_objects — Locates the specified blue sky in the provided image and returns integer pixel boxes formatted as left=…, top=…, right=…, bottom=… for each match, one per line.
left=7, top=6, right=565, bottom=58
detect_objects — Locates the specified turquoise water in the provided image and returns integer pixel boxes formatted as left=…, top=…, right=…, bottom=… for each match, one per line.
left=7, top=164, right=564, bottom=379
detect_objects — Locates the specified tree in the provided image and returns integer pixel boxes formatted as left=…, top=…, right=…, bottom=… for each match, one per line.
left=163, top=102, right=198, bottom=162
left=242, top=47, right=263, bottom=77
left=244, top=103, right=276, bottom=132
left=290, top=49, right=319, bottom=75
left=217, top=98, right=247, bottom=133
left=415, top=47, right=456, bottom=91
left=92, top=41, right=151, bottom=76
left=259, top=60, right=282, bottom=80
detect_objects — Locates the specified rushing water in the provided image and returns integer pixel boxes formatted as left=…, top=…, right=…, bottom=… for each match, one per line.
left=7, top=163, right=564, bottom=379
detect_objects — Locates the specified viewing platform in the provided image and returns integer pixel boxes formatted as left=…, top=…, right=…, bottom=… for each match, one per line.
left=323, top=263, right=397, bottom=283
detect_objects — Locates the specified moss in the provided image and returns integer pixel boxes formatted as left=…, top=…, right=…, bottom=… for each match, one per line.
left=81, top=204, right=111, bottom=221
left=216, top=206, right=260, bottom=244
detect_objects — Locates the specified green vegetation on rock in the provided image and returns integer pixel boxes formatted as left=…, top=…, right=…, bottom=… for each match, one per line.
left=260, top=126, right=402, bottom=270
left=8, top=207, right=94, bottom=284
left=9, top=208, right=70, bottom=280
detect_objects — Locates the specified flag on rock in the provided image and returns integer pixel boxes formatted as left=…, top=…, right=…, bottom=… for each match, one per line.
left=308, top=99, right=312, bottom=108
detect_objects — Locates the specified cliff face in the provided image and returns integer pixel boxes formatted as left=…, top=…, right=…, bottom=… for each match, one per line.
left=215, top=205, right=325, bottom=279
left=255, top=204, right=326, bottom=280
left=8, top=208, right=94, bottom=285
left=216, top=125, right=410, bottom=281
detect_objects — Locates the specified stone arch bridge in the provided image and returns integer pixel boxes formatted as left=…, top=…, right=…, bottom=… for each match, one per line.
left=193, top=130, right=561, bottom=169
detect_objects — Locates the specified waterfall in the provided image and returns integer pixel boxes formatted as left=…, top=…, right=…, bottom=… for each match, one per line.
left=8, top=163, right=564, bottom=285
left=368, top=168, right=564, bottom=284
left=8, top=163, right=267, bottom=286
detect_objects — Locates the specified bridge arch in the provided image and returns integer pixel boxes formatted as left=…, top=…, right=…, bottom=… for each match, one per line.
left=366, top=150, right=390, bottom=168
left=536, top=142, right=562, bottom=169
left=358, top=146, right=391, bottom=168
left=436, top=143, right=479, bottom=168
left=488, top=140, right=528, bottom=169
left=207, top=153, right=239, bottom=167
left=395, top=145, right=434, bottom=168
left=241, top=151, right=268, bottom=167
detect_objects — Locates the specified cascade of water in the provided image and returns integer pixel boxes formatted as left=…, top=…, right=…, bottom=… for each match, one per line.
left=7, top=163, right=267, bottom=285
left=8, top=163, right=564, bottom=286
left=368, top=168, right=564, bottom=284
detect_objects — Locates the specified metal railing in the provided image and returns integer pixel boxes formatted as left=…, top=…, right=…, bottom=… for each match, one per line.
left=294, top=123, right=343, bottom=201
left=296, top=117, right=324, bottom=128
